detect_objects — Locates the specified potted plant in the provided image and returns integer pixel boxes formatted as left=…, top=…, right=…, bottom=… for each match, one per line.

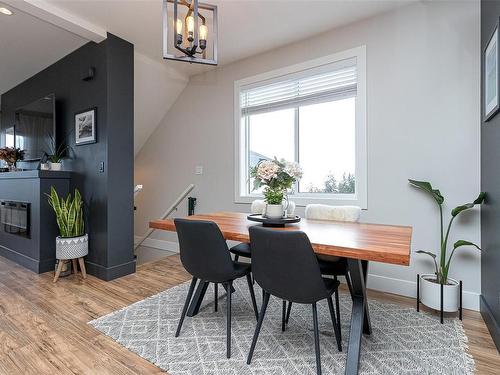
left=0, top=147, right=25, bottom=171
left=409, top=179, right=485, bottom=312
left=46, top=134, right=68, bottom=171
left=47, top=186, right=88, bottom=282
left=250, top=158, right=303, bottom=218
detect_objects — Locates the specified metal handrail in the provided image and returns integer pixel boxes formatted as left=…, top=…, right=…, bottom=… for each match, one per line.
left=134, top=183, right=195, bottom=251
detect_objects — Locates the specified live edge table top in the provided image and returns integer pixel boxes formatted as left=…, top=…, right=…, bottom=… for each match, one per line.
left=150, top=211, right=412, bottom=266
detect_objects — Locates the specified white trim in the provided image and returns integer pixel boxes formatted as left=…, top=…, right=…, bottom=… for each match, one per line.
left=134, top=236, right=179, bottom=253
left=4, top=0, right=106, bottom=42
left=366, top=273, right=480, bottom=311
left=234, top=46, right=367, bottom=209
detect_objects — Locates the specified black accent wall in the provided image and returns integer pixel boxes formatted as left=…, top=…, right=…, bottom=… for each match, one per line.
left=0, top=33, right=135, bottom=281
left=481, top=0, right=500, bottom=351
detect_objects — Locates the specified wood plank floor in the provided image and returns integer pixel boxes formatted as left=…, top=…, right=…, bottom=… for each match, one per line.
left=0, top=254, right=498, bottom=374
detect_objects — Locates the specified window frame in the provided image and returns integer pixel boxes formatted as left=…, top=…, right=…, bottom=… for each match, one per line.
left=234, top=46, right=367, bottom=209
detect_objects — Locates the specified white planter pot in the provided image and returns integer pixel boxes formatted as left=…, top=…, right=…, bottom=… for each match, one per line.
left=50, top=162, right=62, bottom=171
left=265, top=204, right=284, bottom=219
left=419, top=274, right=459, bottom=312
left=56, top=234, right=89, bottom=260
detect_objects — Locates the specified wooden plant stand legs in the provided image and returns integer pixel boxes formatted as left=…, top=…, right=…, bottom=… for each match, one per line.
left=53, top=260, right=65, bottom=283
left=53, top=258, right=87, bottom=283
left=78, top=257, right=87, bottom=279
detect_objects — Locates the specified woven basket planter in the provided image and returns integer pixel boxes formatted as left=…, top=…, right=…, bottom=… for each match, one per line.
left=56, top=234, right=89, bottom=260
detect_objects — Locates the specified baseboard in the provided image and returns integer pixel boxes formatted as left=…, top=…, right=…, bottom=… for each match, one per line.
left=0, top=244, right=54, bottom=273
left=134, top=236, right=179, bottom=253
left=367, top=273, right=480, bottom=311
left=85, top=259, right=136, bottom=281
left=480, top=295, right=500, bottom=352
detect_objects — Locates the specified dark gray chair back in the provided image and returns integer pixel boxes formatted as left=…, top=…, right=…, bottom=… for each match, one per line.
left=249, top=226, right=329, bottom=304
left=175, top=218, right=236, bottom=282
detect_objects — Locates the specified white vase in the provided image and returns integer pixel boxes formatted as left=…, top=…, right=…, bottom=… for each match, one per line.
left=40, top=163, right=49, bottom=170
left=419, top=274, right=460, bottom=312
left=56, top=234, right=89, bottom=260
left=265, top=204, right=284, bottom=219
left=50, top=162, right=62, bottom=171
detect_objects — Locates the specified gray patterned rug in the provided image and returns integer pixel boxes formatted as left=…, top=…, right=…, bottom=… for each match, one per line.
left=89, top=278, right=474, bottom=374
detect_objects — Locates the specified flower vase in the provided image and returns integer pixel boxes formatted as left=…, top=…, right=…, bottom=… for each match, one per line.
left=265, top=204, right=284, bottom=219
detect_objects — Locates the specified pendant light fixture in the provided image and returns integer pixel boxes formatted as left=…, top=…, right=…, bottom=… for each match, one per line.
left=163, top=0, right=218, bottom=65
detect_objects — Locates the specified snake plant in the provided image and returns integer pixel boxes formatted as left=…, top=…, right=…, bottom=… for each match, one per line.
left=47, top=186, right=85, bottom=238
left=408, top=179, right=485, bottom=285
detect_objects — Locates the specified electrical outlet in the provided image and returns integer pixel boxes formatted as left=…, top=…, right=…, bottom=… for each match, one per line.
left=195, top=166, right=203, bottom=175
left=99, top=161, right=105, bottom=173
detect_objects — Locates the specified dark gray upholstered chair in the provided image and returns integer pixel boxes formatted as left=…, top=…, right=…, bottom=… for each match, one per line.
left=174, top=218, right=259, bottom=358
left=284, top=205, right=360, bottom=337
left=246, top=226, right=342, bottom=375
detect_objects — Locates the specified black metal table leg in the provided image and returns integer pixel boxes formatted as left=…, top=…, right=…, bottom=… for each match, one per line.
left=186, top=281, right=209, bottom=317
left=187, top=281, right=236, bottom=317
left=345, top=259, right=371, bottom=375
left=360, top=260, right=372, bottom=335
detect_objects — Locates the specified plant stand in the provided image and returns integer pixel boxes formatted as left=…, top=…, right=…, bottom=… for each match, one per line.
left=417, top=273, right=462, bottom=324
left=54, top=258, right=87, bottom=282
left=53, top=234, right=89, bottom=283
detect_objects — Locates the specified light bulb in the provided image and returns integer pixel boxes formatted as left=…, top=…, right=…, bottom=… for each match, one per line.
left=199, top=24, right=208, bottom=50
left=0, top=7, right=13, bottom=15
left=199, top=24, right=208, bottom=41
left=186, top=15, right=195, bottom=42
left=175, top=19, right=183, bottom=45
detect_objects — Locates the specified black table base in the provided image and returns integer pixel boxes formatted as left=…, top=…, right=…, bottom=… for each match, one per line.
left=345, top=259, right=371, bottom=375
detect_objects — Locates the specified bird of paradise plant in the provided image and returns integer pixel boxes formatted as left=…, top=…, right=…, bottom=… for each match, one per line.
left=408, top=179, right=485, bottom=285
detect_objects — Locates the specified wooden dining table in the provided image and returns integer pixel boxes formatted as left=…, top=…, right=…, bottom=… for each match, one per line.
left=150, top=211, right=412, bottom=375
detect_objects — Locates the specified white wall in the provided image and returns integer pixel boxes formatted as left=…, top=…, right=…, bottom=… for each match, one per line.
left=134, top=1, right=481, bottom=309
left=134, top=52, right=188, bottom=155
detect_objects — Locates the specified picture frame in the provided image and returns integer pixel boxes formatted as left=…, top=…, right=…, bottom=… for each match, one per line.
left=75, top=108, right=97, bottom=145
left=484, top=22, right=499, bottom=122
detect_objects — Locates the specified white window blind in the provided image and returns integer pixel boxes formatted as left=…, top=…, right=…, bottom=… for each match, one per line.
left=240, top=58, right=357, bottom=116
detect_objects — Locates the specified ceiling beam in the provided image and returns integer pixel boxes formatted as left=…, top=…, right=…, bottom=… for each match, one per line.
left=3, top=0, right=106, bottom=42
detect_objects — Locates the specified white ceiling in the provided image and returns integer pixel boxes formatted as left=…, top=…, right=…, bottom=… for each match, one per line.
left=47, top=0, right=415, bottom=77
left=0, top=3, right=87, bottom=95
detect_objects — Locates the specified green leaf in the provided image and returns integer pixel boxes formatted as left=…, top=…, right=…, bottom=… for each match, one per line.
left=46, top=186, right=85, bottom=237
left=253, top=178, right=261, bottom=191
left=451, top=192, right=486, bottom=217
left=453, top=240, right=481, bottom=251
left=473, top=192, right=486, bottom=205
left=408, top=179, right=444, bottom=205
left=416, top=250, right=437, bottom=259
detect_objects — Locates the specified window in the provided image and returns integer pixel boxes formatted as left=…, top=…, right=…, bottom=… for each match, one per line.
left=234, top=46, right=366, bottom=208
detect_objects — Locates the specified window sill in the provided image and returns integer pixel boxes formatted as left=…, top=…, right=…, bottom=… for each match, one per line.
left=234, top=194, right=367, bottom=209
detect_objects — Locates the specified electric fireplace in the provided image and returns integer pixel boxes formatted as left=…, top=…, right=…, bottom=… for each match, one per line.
left=0, top=200, right=30, bottom=238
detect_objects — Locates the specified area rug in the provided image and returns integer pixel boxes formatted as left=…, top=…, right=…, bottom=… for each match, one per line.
left=89, top=278, right=474, bottom=374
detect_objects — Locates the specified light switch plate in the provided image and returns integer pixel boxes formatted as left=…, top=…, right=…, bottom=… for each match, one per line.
left=195, top=166, right=203, bottom=175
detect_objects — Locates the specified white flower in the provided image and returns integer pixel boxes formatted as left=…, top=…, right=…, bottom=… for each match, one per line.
left=283, top=160, right=303, bottom=179
left=257, top=160, right=279, bottom=181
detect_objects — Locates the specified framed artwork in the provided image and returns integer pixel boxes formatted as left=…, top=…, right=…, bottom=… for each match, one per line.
left=75, top=108, right=96, bottom=145
left=484, top=23, right=499, bottom=122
